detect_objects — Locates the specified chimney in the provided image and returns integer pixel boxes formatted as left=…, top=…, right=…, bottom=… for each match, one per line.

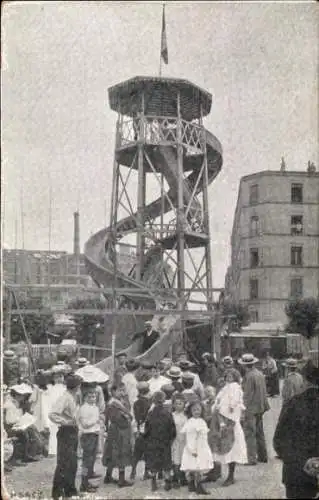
left=73, top=211, right=80, bottom=256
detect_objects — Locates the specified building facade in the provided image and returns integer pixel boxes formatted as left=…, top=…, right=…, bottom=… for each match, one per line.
left=226, top=167, right=319, bottom=323
left=2, top=246, right=136, bottom=310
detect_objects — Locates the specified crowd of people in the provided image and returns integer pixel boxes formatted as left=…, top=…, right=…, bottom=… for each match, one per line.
left=2, top=344, right=319, bottom=499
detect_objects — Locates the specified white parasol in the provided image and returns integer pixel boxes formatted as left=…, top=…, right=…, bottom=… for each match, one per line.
left=75, top=365, right=109, bottom=384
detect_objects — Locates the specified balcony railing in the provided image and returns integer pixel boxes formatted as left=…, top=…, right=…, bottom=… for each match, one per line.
left=118, top=115, right=205, bottom=153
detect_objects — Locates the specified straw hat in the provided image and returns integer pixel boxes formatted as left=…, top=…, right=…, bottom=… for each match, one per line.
left=11, top=383, right=33, bottom=395
left=167, top=366, right=182, bottom=379
left=222, top=356, right=234, bottom=366
left=238, top=353, right=259, bottom=365
left=75, top=365, right=109, bottom=384
left=201, top=352, right=212, bottom=360
left=3, top=349, right=17, bottom=360
left=51, top=364, right=66, bottom=375
left=283, top=358, right=298, bottom=368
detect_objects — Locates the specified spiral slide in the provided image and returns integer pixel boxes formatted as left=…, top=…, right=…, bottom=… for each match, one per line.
left=84, top=129, right=222, bottom=374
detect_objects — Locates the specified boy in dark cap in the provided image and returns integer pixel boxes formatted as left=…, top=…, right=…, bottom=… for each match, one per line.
left=130, top=382, right=152, bottom=481
left=113, top=353, right=128, bottom=385
left=49, top=373, right=83, bottom=499
left=144, top=391, right=176, bottom=492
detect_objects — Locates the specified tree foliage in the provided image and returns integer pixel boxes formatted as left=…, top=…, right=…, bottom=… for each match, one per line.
left=216, top=296, right=250, bottom=332
left=285, top=297, right=319, bottom=339
left=5, top=295, right=55, bottom=344
left=67, top=296, right=107, bottom=345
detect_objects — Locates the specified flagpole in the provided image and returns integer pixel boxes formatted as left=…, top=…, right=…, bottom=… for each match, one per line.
left=159, top=3, right=165, bottom=77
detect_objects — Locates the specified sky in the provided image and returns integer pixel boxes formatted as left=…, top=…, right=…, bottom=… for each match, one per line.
left=2, top=1, right=318, bottom=289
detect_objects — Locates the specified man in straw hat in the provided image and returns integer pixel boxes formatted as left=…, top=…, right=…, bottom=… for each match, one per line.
left=274, top=360, right=319, bottom=499
left=3, top=349, right=20, bottom=386
left=281, top=358, right=304, bottom=405
left=238, top=353, right=269, bottom=465
left=49, top=373, right=83, bottom=499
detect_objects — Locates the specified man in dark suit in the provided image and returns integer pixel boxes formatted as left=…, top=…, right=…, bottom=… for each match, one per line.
left=141, top=321, right=160, bottom=353
left=239, top=353, right=270, bottom=465
left=273, top=360, right=319, bottom=499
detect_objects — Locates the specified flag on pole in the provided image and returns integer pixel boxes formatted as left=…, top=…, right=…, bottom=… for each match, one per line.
left=161, top=5, right=168, bottom=64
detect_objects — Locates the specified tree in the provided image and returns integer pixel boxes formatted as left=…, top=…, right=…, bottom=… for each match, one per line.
left=220, top=301, right=250, bottom=331
left=67, top=297, right=107, bottom=345
left=285, top=297, right=319, bottom=339
left=5, top=295, right=55, bottom=344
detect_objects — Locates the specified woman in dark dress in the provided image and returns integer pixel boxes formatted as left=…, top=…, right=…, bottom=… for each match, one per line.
left=144, top=390, right=176, bottom=492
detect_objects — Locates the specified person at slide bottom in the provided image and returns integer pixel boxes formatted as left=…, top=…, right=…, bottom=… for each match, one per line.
left=180, top=400, right=214, bottom=495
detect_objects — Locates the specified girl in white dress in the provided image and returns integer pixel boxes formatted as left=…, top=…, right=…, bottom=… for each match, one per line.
left=181, top=400, right=214, bottom=495
left=47, top=367, right=66, bottom=456
left=171, top=393, right=187, bottom=488
left=210, top=368, right=247, bottom=486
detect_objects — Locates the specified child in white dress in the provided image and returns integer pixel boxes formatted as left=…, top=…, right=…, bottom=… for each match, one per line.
left=181, top=400, right=214, bottom=495
left=210, top=368, right=247, bottom=486
left=171, top=394, right=187, bottom=488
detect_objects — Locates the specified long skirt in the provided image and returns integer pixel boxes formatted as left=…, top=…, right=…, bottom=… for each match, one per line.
left=52, top=426, right=78, bottom=499
left=103, top=423, right=132, bottom=469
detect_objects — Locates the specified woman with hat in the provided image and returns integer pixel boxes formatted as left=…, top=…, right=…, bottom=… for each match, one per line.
left=274, top=360, right=319, bottom=499
left=178, top=359, right=205, bottom=400
left=167, top=366, right=183, bottom=393
left=4, top=383, right=44, bottom=465
left=239, top=353, right=269, bottom=465
left=47, top=365, right=66, bottom=456
left=3, top=349, right=20, bottom=387
left=200, top=352, right=219, bottom=389
left=281, top=358, right=304, bottom=404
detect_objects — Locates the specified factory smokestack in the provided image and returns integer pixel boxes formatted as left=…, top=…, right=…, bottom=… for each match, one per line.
left=73, top=211, right=80, bottom=256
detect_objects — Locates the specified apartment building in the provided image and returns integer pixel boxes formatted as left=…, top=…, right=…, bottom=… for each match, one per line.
left=225, top=164, right=319, bottom=323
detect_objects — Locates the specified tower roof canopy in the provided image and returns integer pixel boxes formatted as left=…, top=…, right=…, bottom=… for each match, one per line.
left=108, top=76, right=212, bottom=120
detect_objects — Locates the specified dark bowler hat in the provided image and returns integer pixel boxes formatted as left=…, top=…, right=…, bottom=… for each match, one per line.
left=181, top=371, right=195, bottom=381
left=137, top=381, right=150, bottom=393
left=65, top=373, right=82, bottom=390
left=161, top=384, right=176, bottom=397
left=141, top=361, right=154, bottom=370
left=125, top=359, right=140, bottom=371
left=116, top=352, right=127, bottom=358
left=177, top=359, right=195, bottom=370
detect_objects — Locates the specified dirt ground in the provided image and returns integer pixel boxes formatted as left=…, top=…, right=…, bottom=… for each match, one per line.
left=4, top=396, right=286, bottom=499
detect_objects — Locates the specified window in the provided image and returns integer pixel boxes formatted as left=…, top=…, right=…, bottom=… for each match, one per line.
left=291, top=215, right=303, bottom=235
left=250, top=216, right=260, bottom=236
left=291, top=246, right=303, bottom=266
left=250, top=278, right=259, bottom=299
left=250, top=248, right=259, bottom=268
left=290, top=278, right=303, bottom=298
left=250, top=310, right=259, bottom=323
left=249, top=184, right=259, bottom=205
left=291, top=184, right=303, bottom=203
